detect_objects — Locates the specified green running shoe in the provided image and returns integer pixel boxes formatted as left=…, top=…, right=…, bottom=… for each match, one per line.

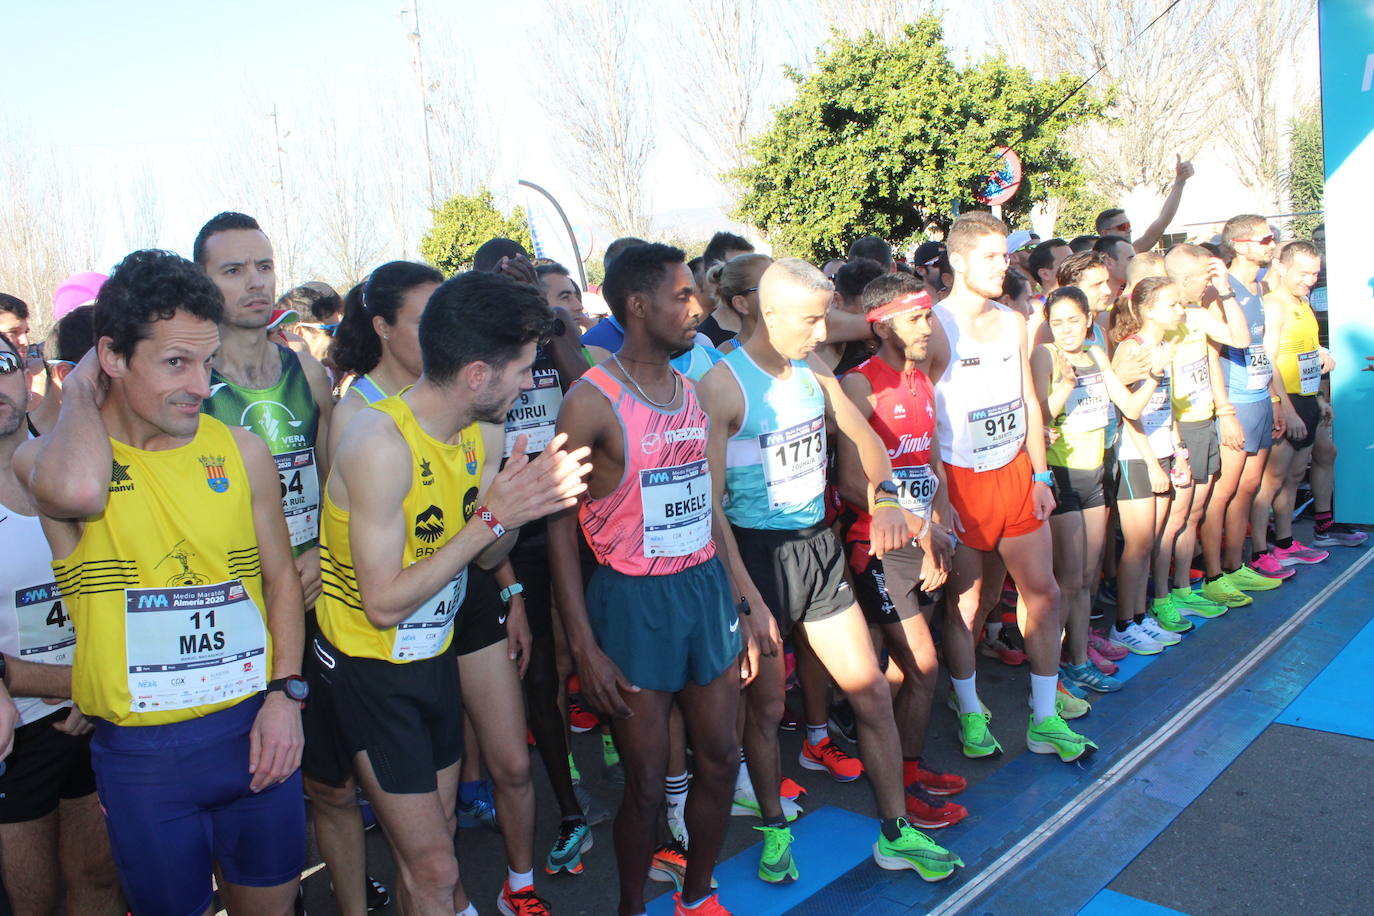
left=1226, top=566, right=1281, bottom=592
left=1169, top=587, right=1227, bottom=618
left=1149, top=597, right=1194, bottom=633
left=1056, top=683, right=1091, bottom=720
left=957, top=712, right=1002, bottom=758
left=1026, top=713, right=1098, bottom=762
left=872, top=817, right=964, bottom=882
left=754, top=824, right=799, bottom=884
left=1200, top=575, right=1253, bottom=607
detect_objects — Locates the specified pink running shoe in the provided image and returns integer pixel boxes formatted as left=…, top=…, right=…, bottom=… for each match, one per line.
left=1271, top=540, right=1329, bottom=566
left=1248, top=551, right=1295, bottom=580
left=1086, top=643, right=1119, bottom=676
left=1089, top=630, right=1129, bottom=661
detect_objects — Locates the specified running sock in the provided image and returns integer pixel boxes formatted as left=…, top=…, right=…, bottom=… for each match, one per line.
left=1029, top=673, right=1057, bottom=723
left=1205, top=573, right=1224, bottom=583
left=459, top=780, right=484, bottom=806
left=984, top=620, right=1004, bottom=641
left=1275, top=536, right=1294, bottom=550
left=561, top=814, right=587, bottom=827
left=507, top=868, right=534, bottom=892
left=762, top=814, right=788, bottom=829
left=805, top=723, right=828, bottom=745
left=1133, top=613, right=1145, bottom=625
left=456, top=905, right=478, bottom=916
left=1114, top=619, right=1131, bottom=633
left=1315, top=510, right=1333, bottom=531
left=950, top=674, right=981, bottom=715
left=1224, top=565, right=1241, bottom=575
left=665, top=771, right=689, bottom=806
left=880, top=817, right=904, bottom=841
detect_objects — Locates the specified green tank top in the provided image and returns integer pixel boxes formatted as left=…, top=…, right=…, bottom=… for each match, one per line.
left=1045, top=347, right=1109, bottom=471
left=202, top=345, right=321, bottom=556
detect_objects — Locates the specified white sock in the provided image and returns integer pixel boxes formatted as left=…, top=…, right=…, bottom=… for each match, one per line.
left=806, top=723, right=828, bottom=745
left=456, top=905, right=478, bottom=916
left=665, top=770, right=689, bottom=805
left=1030, top=673, right=1058, bottom=723
left=951, top=674, right=981, bottom=715
left=735, top=758, right=751, bottom=790
left=507, top=868, right=533, bottom=892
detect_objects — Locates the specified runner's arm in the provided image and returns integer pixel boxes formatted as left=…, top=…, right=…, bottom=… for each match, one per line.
left=1017, top=317, right=1051, bottom=476
left=1133, top=155, right=1192, bottom=253
left=298, top=351, right=334, bottom=478
left=1200, top=261, right=1251, bottom=347
left=1031, top=343, right=1072, bottom=421
left=1, top=656, right=71, bottom=699
left=21, top=349, right=111, bottom=519
left=1099, top=345, right=1156, bottom=420
left=474, top=422, right=520, bottom=568
left=835, top=372, right=877, bottom=511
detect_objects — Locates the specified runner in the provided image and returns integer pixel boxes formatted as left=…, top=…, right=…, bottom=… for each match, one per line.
left=16, top=249, right=308, bottom=916
left=0, top=330, right=124, bottom=916
left=698, top=232, right=757, bottom=347
left=704, top=254, right=772, bottom=355
left=1032, top=286, right=1155, bottom=691
left=1198, top=215, right=1287, bottom=604
left=550, top=242, right=748, bottom=916
left=1250, top=241, right=1333, bottom=571
left=925, top=212, right=1097, bottom=763
left=1107, top=277, right=1191, bottom=655
left=836, top=273, right=968, bottom=827
left=313, top=269, right=590, bottom=916
left=1095, top=155, right=1195, bottom=253
left=701, top=257, right=963, bottom=884
left=194, top=212, right=335, bottom=613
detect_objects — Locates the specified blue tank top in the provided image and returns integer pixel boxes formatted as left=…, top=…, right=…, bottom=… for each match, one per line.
left=1219, top=276, right=1272, bottom=404
left=722, top=349, right=826, bottom=530
left=349, top=374, right=387, bottom=404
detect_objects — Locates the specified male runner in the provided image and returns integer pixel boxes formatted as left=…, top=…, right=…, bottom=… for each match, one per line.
left=550, top=242, right=747, bottom=916
left=194, top=212, right=334, bottom=610
left=1095, top=155, right=1195, bottom=253
left=1198, top=215, right=1287, bottom=604
left=17, top=249, right=307, bottom=916
left=925, top=212, right=1096, bottom=763
left=312, top=269, right=590, bottom=916
left=0, top=330, right=124, bottom=916
left=835, top=273, right=968, bottom=829
left=700, top=258, right=963, bottom=884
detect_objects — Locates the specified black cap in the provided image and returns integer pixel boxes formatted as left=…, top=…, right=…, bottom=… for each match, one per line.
left=913, top=241, right=947, bottom=266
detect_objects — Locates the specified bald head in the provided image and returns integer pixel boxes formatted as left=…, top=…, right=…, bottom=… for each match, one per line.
left=1164, top=243, right=1213, bottom=304
left=757, top=258, right=834, bottom=360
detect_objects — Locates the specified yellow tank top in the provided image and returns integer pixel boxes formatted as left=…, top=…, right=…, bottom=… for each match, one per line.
left=1169, top=317, right=1214, bottom=423
left=317, top=395, right=484, bottom=662
left=53, top=416, right=270, bottom=726
left=1271, top=292, right=1321, bottom=396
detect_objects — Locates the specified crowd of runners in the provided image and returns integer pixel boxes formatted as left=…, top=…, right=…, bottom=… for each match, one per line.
left=0, top=183, right=1362, bottom=916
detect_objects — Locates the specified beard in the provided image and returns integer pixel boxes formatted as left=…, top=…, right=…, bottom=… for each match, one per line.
left=472, top=388, right=514, bottom=425
left=0, top=392, right=23, bottom=438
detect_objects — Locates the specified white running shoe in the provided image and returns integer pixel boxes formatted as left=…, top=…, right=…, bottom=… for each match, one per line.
left=1108, top=621, right=1164, bottom=655
left=1136, top=615, right=1182, bottom=646
left=730, top=778, right=802, bottom=821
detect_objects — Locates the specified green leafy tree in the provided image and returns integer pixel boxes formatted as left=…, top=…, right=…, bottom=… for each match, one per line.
left=420, top=189, right=532, bottom=274
left=732, top=17, right=1105, bottom=261
left=1285, top=105, right=1323, bottom=240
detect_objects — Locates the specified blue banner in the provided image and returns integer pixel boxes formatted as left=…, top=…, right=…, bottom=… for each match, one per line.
left=1320, top=1, right=1374, bottom=522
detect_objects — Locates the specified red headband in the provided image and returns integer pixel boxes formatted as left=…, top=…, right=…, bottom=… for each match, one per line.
left=867, top=291, right=933, bottom=322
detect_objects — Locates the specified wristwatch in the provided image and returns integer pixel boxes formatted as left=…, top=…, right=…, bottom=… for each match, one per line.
left=875, top=480, right=901, bottom=501
left=500, top=582, right=525, bottom=604
left=1032, top=470, right=1054, bottom=487
left=266, top=675, right=310, bottom=703
left=736, top=597, right=752, bottom=616
left=1217, top=291, right=1236, bottom=301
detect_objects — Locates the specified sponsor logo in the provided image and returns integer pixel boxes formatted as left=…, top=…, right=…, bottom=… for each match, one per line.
left=729, top=618, right=739, bottom=633
left=887, top=432, right=932, bottom=460
left=893, top=403, right=907, bottom=420
left=240, top=400, right=309, bottom=450
left=641, top=432, right=661, bottom=455
left=157, top=541, right=207, bottom=587
left=110, top=460, right=135, bottom=493
left=498, top=613, right=508, bottom=625
left=199, top=454, right=229, bottom=493
left=415, top=505, right=445, bottom=544
left=462, top=486, right=479, bottom=522
left=463, top=439, right=479, bottom=475
left=420, top=458, right=433, bottom=479
left=959, top=357, right=981, bottom=368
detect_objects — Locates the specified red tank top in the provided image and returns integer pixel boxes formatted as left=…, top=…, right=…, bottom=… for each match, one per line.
left=845, top=356, right=937, bottom=542
left=577, top=365, right=717, bottom=576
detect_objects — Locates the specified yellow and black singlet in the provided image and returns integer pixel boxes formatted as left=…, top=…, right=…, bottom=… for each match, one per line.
left=53, top=415, right=270, bottom=726
left=318, top=395, right=484, bottom=662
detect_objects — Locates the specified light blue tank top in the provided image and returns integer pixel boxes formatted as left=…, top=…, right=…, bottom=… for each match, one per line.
left=722, top=349, right=827, bottom=530
left=349, top=373, right=387, bottom=404
left=1219, top=276, right=1271, bottom=404
left=674, top=344, right=724, bottom=381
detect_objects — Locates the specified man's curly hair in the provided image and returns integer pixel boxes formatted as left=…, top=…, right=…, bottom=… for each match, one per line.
left=94, top=249, right=225, bottom=358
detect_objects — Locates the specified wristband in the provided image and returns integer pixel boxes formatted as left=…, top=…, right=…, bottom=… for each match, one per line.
left=1217, top=291, right=1236, bottom=301
left=476, top=505, right=506, bottom=539
left=499, top=582, right=524, bottom=604
left=1032, top=471, right=1054, bottom=486
left=1270, top=395, right=1281, bottom=404
left=873, top=497, right=902, bottom=511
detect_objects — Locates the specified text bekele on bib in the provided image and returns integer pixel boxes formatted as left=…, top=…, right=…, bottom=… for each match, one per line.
left=759, top=415, right=826, bottom=509
left=640, top=460, right=712, bottom=557
left=274, top=447, right=320, bottom=548
left=125, top=579, right=267, bottom=713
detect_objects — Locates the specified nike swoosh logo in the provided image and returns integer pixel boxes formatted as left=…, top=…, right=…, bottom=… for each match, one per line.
left=0, top=516, right=7, bottom=524
left=498, top=614, right=508, bottom=625
left=209, top=383, right=228, bottom=397
left=729, top=618, right=739, bottom=633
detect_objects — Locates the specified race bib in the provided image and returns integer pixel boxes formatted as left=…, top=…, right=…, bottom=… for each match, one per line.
left=1061, top=372, right=1108, bottom=433
left=968, top=398, right=1024, bottom=471
left=893, top=464, right=937, bottom=515
left=14, top=581, right=74, bottom=666
left=125, top=580, right=267, bottom=713
left=759, top=415, right=826, bottom=509
left=1245, top=346, right=1273, bottom=391
left=640, top=460, right=711, bottom=558
left=1297, top=350, right=1321, bottom=396
left=504, top=368, right=563, bottom=457
left=393, top=570, right=467, bottom=661
left=1177, top=356, right=1212, bottom=411
left=1139, top=375, right=1173, bottom=454
left=275, top=448, right=320, bottom=548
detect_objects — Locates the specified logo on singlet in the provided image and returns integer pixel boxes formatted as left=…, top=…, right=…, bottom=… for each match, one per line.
left=110, top=460, right=135, bottom=493
left=893, top=404, right=907, bottom=420
left=960, top=357, right=981, bottom=367
left=420, top=459, right=433, bottom=486
left=462, top=487, right=479, bottom=522
left=199, top=455, right=229, bottom=493
left=641, top=432, right=662, bottom=455
left=463, top=440, right=479, bottom=475
left=157, top=541, right=207, bottom=587
left=888, top=432, right=932, bottom=459
left=241, top=400, right=308, bottom=451
left=415, top=506, right=445, bottom=544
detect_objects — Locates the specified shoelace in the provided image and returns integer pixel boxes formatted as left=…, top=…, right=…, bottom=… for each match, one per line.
left=819, top=741, right=855, bottom=765
left=552, top=822, right=585, bottom=854
left=905, top=784, right=946, bottom=807
left=505, top=886, right=552, bottom=915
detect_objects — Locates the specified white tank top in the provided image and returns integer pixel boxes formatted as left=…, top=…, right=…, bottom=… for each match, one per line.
left=0, top=507, right=74, bottom=726
left=933, top=302, right=1026, bottom=471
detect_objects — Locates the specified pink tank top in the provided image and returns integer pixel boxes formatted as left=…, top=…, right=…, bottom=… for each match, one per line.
left=577, top=365, right=716, bottom=576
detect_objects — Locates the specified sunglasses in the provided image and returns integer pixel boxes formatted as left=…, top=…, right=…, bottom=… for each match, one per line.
left=1235, top=235, right=1276, bottom=245
left=740, top=287, right=760, bottom=295
left=1111, top=221, right=1131, bottom=233
left=298, top=322, right=340, bottom=335
left=0, top=351, right=21, bottom=374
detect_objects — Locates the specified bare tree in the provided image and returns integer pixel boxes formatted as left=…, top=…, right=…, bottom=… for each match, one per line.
left=310, top=116, right=386, bottom=290
left=995, top=0, right=1226, bottom=197
left=534, top=0, right=654, bottom=238
left=813, top=0, right=924, bottom=39
left=118, top=163, right=162, bottom=252
left=669, top=0, right=768, bottom=189
left=1212, top=0, right=1318, bottom=211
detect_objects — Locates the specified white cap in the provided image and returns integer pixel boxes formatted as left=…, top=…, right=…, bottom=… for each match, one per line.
left=1006, top=230, right=1035, bottom=254
left=581, top=290, right=611, bottom=316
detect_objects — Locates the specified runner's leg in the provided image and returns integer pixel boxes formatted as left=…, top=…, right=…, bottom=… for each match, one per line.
left=996, top=523, right=1061, bottom=678
left=1224, top=449, right=1270, bottom=570
left=675, top=666, right=743, bottom=904
left=304, top=776, right=368, bottom=916
left=607, top=689, right=675, bottom=916
left=1203, top=445, right=1246, bottom=577
left=1050, top=511, right=1087, bottom=666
